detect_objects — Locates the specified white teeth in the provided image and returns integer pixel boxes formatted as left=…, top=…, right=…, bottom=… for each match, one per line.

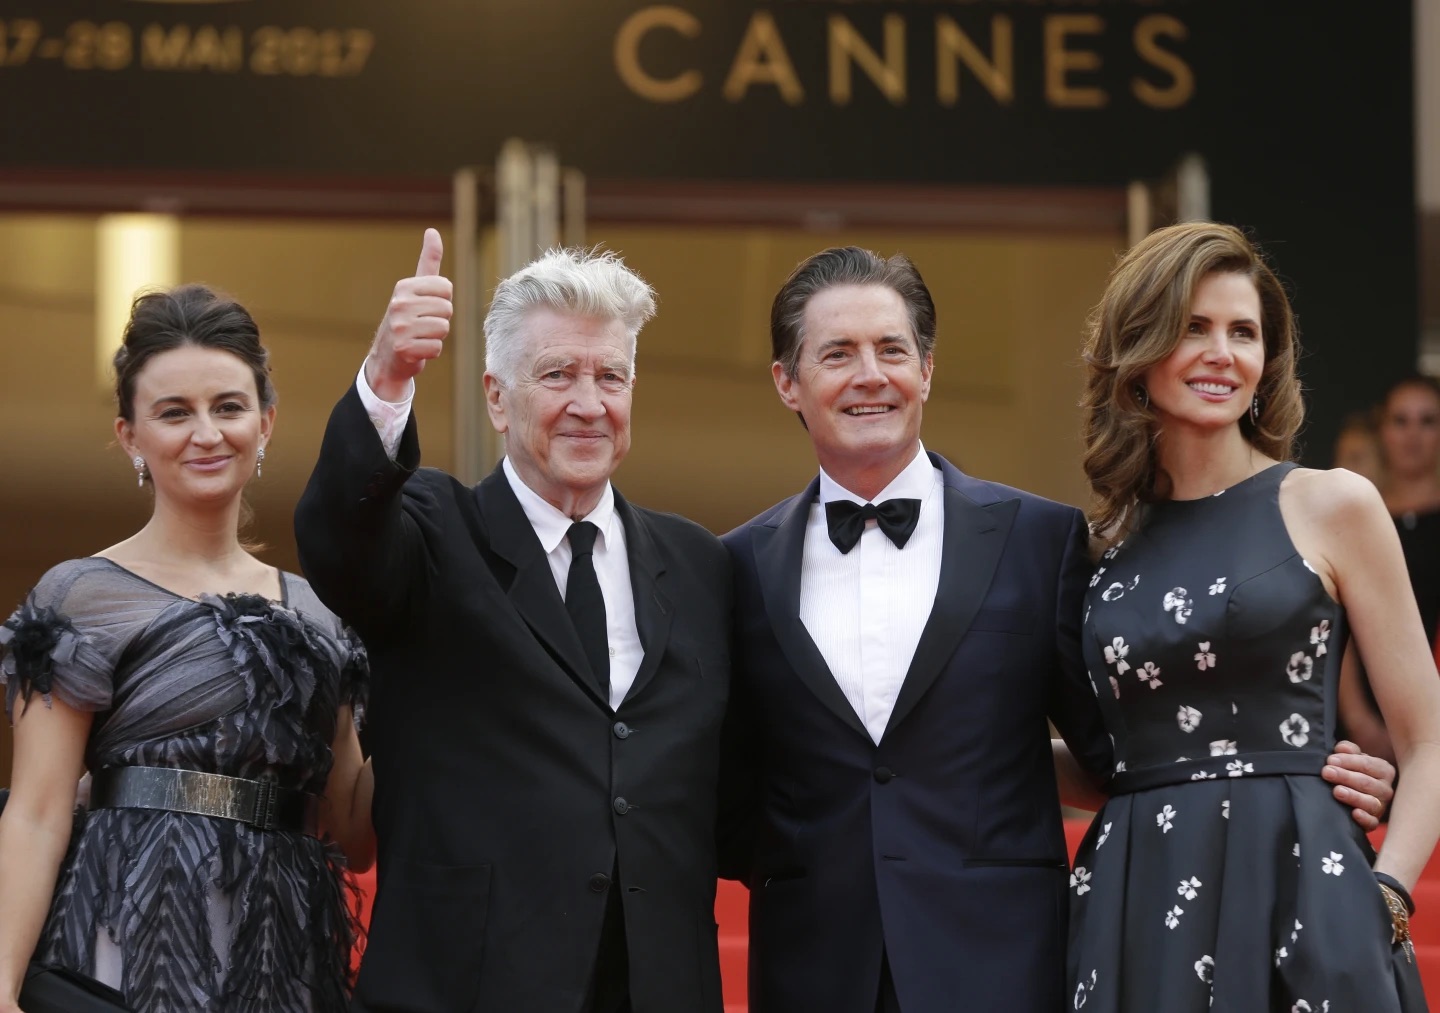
left=846, top=406, right=890, bottom=415
left=1188, top=382, right=1234, bottom=396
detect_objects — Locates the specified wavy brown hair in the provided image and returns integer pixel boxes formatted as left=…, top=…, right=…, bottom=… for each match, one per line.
left=1081, top=222, right=1304, bottom=541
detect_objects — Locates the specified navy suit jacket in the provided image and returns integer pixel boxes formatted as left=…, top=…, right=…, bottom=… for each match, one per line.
left=718, top=453, right=1112, bottom=1013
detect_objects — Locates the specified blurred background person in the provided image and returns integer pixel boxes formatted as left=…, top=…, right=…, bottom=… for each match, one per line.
left=1379, top=375, right=1440, bottom=650
left=1332, top=409, right=1385, bottom=487
left=0, top=286, right=373, bottom=1012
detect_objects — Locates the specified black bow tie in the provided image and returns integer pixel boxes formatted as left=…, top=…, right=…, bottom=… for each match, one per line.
left=825, top=498, right=921, bottom=554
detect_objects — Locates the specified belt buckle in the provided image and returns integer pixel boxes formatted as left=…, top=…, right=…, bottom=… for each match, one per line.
left=250, top=775, right=278, bottom=832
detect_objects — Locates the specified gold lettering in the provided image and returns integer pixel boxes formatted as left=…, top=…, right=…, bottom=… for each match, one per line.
left=184, top=25, right=241, bottom=72
left=723, top=12, right=803, bottom=105
left=829, top=14, right=905, bottom=106
left=141, top=23, right=190, bottom=68
left=936, top=14, right=1013, bottom=106
left=1133, top=15, right=1194, bottom=109
left=614, top=6, right=702, bottom=103
left=1044, top=13, right=1106, bottom=108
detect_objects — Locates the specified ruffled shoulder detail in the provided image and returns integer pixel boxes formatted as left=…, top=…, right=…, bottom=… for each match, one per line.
left=202, top=592, right=332, bottom=773
left=338, top=628, right=369, bottom=727
left=0, top=601, right=84, bottom=707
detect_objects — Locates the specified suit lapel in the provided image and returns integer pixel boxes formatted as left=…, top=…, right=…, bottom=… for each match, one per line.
left=475, top=467, right=608, bottom=709
left=617, top=493, right=672, bottom=706
left=882, top=467, right=1020, bottom=738
left=753, top=478, right=872, bottom=743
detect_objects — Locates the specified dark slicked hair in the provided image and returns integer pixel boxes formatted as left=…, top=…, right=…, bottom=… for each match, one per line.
left=770, top=246, right=937, bottom=378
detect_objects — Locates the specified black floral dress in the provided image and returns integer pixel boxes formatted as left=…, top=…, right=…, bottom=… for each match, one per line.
left=0, top=557, right=367, bottom=1012
left=1066, top=463, right=1424, bottom=1012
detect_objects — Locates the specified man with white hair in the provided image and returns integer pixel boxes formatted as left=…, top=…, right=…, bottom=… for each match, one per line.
left=296, top=230, right=731, bottom=1013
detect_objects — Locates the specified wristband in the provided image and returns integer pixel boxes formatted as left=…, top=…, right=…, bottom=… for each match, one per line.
left=1374, top=871, right=1415, bottom=915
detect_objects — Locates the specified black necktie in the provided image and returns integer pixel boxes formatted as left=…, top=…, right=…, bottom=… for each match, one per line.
left=565, top=521, right=610, bottom=694
left=825, top=498, right=922, bottom=554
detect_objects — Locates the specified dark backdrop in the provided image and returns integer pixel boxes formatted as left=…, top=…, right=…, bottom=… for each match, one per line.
left=0, top=0, right=1416, bottom=461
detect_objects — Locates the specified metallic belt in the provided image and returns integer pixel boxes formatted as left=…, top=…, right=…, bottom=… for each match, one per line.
left=90, top=766, right=320, bottom=837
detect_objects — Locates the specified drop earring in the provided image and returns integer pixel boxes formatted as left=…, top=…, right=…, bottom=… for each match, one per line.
left=1250, top=395, right=1261, bottom=425
left=133, top=455, right=147, bottom=488
left=1134, top=385, right=1150, bottom=409
left=256, top=446, right=265, bottom=478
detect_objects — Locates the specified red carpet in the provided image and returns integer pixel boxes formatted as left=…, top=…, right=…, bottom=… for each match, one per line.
left=350, top=820, right=1440, bottom=1012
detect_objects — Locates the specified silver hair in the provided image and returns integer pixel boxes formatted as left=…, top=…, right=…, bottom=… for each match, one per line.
left=483, top=247, right=657, bottom=385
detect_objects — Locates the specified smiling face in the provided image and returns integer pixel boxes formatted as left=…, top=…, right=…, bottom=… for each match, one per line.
left=774, top=283, right=932, bottom=497
left=116, top=344, right=274, bottom=508
left=484, top=307, right=634, bottom=517
left=1142, top=271, right=1265, bottom=438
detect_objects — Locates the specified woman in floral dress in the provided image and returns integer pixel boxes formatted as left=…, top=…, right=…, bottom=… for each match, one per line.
left=0, top=285, right=373, bottom=1011
left=1063, top=222, right=1440, bottom=1011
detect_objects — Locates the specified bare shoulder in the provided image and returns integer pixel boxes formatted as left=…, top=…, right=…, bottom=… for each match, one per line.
left=1281, top=466, right=1386, bottom=525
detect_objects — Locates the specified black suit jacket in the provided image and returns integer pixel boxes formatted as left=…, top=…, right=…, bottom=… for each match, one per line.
left=296, top=387, right=732, bottom=1013
left=719, top=454, right=1112, bottom=1013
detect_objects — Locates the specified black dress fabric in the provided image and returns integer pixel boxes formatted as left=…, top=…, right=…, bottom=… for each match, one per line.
left=1394, top=506, right=1440, bottom=649
left=0, top=557, right=368, bottom=1012
left=1067, top=463, right=1422, bottom=1012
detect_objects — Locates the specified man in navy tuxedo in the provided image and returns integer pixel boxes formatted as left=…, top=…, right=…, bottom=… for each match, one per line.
left=717, top=247, right=1396, bottom=1013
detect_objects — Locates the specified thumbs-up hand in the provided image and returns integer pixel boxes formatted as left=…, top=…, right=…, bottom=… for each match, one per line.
left=367, top=228, right=453, bottom=401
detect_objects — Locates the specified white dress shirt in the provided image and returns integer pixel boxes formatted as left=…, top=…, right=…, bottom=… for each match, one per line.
left=799, top=443, right=945, bottom=744
left=356, top=361, right=644, bottom=710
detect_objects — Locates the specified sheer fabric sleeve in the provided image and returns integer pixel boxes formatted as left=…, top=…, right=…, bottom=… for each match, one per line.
left=0, top=560, right=128, bottom=717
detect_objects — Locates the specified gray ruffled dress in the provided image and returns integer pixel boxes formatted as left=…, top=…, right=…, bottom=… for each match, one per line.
left=0, top=557, right=367, bottom=1012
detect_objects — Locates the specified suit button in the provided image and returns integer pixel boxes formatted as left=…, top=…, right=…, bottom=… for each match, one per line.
left=873, top=766, right=895, bottom=784
left=613, top=722, right=631, bottom=739
left=613, top=797, right=630, bottom=815
left=589, top=873, right=611, bottom=893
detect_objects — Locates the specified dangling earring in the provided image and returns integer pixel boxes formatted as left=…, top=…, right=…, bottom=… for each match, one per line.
left=1250, top=395, right=1261, bottom=425
left=1134, top=385, right=1150, bottom=409
left=256, top=446, right=266, bottom=478
left=133, top=455, right=147, bottom=488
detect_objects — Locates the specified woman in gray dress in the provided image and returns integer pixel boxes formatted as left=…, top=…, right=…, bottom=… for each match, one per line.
left=0, top=285, right=373, bottom=1011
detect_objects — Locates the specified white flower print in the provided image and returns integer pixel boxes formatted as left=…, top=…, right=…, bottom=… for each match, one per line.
left=1194, top=955, right=1214, bottom=984
left=1103, top=542, right=1122, bottom=560
left=1177, top=705, right=1202, bottom=732
left=1084, top=605, right=1091, bottom=625
left=1165, top=905, right=1184, bottom=930
left=1101, top=582, right=1127, bottom=602
left=1279, top=713, right=1310, bottom=748
left=1208, top=577, right=1227, bottom=595
left=1194, top=642, right=1216, bottom=670
left=1163, top=587, right=1194, bottom=624
left=1209, top=739, right=1237, bottom=756
left=1274, top=946, right=1288, bottom=967
left=1291, top=918, right=1303, bottom=942
left=1177, top=876, right=1202, bottom=900
left=1293, top=842, right=1300, bottom=858
left=1136, top=661, right=1163, bottom=690
left=1190, top=770, right=1217, bottom=780
left=1096, top=822, right=1112, bottom=848
left=1073, top=969, right=1097, bottom=1009
left=1110, top=676, right=1120, bottom=699
left=1114, top=760, right=1127, bottom=773
left=1286, top=652, right=1314, bottom=683
left=1310, top=620, right=1330, bottom=655
left=1104, top=637, right=1131, bottom=675
left=1321, top=851, right=1344, bottom=876
left=1226, top=760, right=1254, bottom=777
left=1292, top=1003, right=1311, bottom=1013
left=1070, top=866, right=1092, bottom=895
left=1089, top=567, right=1106, bottom=588
left=1156, top=804, right=1177, bottom=833
left=1222, top=800, right=1230, bottom=819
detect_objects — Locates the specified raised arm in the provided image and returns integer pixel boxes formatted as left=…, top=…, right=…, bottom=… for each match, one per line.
left=294, top=229, right=454, bottom=635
